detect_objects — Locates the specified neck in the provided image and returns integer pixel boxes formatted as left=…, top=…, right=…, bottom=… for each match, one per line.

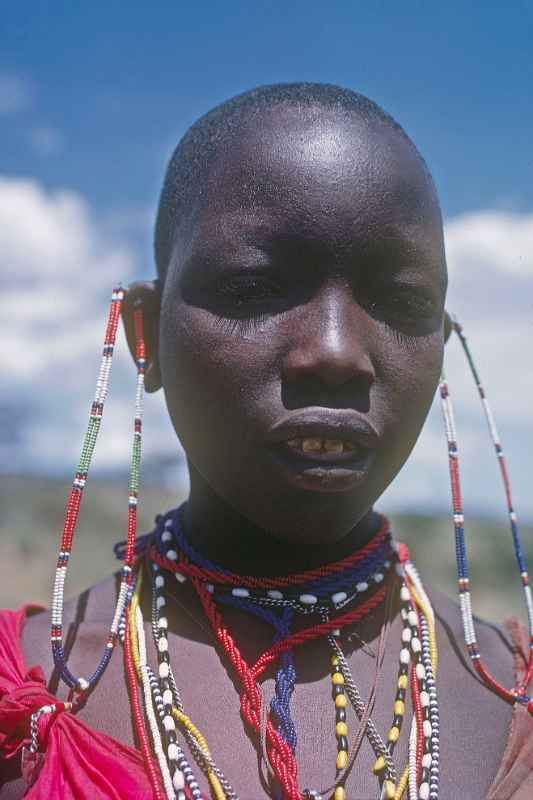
left=183, top=470, right=382, bottom=577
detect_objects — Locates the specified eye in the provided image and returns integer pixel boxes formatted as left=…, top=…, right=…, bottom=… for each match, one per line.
left=368, top=287, right=440, bottom=326
left=216, top=274, right=283, bottom=308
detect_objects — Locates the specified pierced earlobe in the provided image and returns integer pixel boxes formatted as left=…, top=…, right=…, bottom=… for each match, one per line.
left=122, top=281, right=163, bottom=393
left=443, top=311, right=452, bottom=343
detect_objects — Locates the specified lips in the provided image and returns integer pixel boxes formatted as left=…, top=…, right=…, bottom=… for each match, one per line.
left=265, top=411, right=379, bottom=490
left=267, top=411, right=379, bottom=462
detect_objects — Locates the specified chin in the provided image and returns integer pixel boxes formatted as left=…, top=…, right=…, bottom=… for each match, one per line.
left=233, top=482, right=378, bottom=543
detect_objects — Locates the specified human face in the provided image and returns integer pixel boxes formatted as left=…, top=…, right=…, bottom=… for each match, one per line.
left=158, top=106, right=447, bottom=543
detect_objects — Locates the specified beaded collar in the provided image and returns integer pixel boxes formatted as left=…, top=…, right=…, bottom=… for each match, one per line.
left=149, top=505, right=398, bottom=616
left=124, top=504, right=439, bottom=800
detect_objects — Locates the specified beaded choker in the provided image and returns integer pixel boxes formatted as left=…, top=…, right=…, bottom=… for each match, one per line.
left=150, top=506, right=394, bottom=613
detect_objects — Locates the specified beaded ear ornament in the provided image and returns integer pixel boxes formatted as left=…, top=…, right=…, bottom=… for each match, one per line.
left=50, top=285, right=146, bottom=697
left=439, top=315, right=533, bottom=714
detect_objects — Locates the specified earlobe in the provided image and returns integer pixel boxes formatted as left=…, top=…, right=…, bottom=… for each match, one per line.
left=444, top=310, right=453, bottom=344
left=121, top=280, right=163, bottom=393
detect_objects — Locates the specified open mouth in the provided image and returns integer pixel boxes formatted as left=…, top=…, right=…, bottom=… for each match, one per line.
left=270, top=440, right=375, bottom=493
left=265, top=411, right=379, bottom=491
left=285, top=436, right=359, bottom=462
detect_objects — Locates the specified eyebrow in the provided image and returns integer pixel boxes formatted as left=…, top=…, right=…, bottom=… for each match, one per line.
left=189, top=210, right=446, bottom=278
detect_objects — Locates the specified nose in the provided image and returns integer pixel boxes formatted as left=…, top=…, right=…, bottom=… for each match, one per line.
left=282, top=285, right=376, bottom=391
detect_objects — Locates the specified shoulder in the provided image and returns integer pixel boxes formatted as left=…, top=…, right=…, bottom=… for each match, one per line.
left=428, top=585, right=517, bottom=699
left=430, top=586, right=516, bottom=659
left=19, top=574, right=120, bottom=680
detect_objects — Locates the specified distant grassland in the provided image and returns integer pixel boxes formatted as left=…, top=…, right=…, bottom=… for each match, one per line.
left=1, top=474, right=532, bottom=624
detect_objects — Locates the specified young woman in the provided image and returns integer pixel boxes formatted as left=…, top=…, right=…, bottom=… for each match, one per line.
left=1, top=83, right=531, bottom=800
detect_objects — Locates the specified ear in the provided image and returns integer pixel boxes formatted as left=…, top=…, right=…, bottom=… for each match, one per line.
left=121, top=280, right=162, bottom=393
left=444, top=310, right=453, bottom=343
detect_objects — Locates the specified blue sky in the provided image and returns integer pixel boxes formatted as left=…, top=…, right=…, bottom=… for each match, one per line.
left=1, top=2, right=532, bottom=517
left=2, top=2, right=533, bottom=232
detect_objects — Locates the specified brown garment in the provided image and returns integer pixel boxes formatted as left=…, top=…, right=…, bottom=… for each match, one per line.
left=1, top=576, right=531, bottom=800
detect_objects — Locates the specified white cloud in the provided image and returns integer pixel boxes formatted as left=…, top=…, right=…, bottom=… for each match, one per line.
left=383, top=209, right=533, bottom=518
left=0, top=176, right=180, bottom=476
left=0, top=181, right=531, bottom=517
left=0, top=72, right=33, bottom=115
left=0, top=178, right=96, bottom=283
left=445, top=211, right=533, bottom=278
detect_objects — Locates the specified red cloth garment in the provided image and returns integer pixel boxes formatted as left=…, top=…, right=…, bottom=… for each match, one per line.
left=0, top=607, right=154, bottom=799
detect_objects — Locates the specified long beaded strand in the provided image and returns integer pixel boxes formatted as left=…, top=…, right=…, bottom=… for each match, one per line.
left=451, top=317, right=533, bottom=688
left=51, top=287, right=144, bottom=695
left=440, top=351, right=533, bottom=712
left=131, top=564, right=231, bottom=800
left=328, top=636, right=397, bottom=789
left=392, top=577, right=439, bottom=800
left=145, top=557, right=238, bottom=800
left=124, top=597, right=167, bottom=800
left=130, top=598, right=176, bottom=799
left=326, top=605, right=395, bottom=800
left=406, top=564, right=439, bottom=800
left=127, top=569, right=207, bottom=800
left=148, top=557, right=238, bottom=800
left=146, top=663, right=234, bottom=800
left=330, top=655, right=349, bottom=773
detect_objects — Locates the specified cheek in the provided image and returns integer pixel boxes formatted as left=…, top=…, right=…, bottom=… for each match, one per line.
left=158, top=304, right=274, bottom=450
left=376, top=331, right=443, bottom=450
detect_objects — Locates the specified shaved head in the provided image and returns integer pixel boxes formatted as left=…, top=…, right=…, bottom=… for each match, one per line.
left=154, top=82, right=438, bottom=285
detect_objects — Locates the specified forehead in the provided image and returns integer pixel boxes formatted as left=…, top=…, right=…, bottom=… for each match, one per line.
left=178, top=104, right=445, bottom=274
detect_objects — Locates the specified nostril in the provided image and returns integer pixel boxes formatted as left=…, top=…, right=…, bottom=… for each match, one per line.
left=283, top=345, right=375, bottom=390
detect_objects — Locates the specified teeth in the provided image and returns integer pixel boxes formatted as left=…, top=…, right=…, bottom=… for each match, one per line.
left=323, top=438, right=343, bottom=454
left=286, top=437, right=355, bottom=455
left=302, top=437, right=322, bottom=453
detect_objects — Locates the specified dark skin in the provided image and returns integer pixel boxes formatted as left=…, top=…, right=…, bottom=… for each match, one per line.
left=123, top=105, right=448, bottom=576
left=1, top=106, right=520, bottom=800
